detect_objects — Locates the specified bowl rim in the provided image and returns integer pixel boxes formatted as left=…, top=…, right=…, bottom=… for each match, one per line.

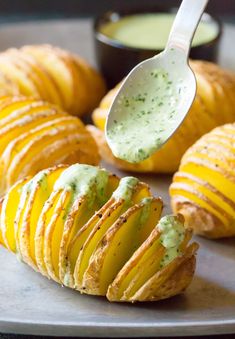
left=93, top=8, right=222, bottom=54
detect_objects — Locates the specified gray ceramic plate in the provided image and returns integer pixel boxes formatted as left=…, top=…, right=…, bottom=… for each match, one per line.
left=0, top=19, right=234, bottom=337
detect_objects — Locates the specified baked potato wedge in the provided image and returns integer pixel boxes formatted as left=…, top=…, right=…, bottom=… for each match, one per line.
left=91, top=60, right=235, bottom=173
left=0, top=164, right=198, bottom=302
left=170, top=123, right=235, bottom=238
left=0, top=96, right=100, bottom=196
left=0, top=45, right=106, bottom=116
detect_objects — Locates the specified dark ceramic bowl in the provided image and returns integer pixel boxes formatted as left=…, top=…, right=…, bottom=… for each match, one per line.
left=93, top=8, right=222, bottom=88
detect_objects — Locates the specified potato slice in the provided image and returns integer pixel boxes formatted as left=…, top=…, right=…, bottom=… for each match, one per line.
left=107, top=215, right=193, bottom=302
left=0, top=177, right=30, bottom=252
left=13, top=51, right=63, bottom=107
left=129, top=242, right=198, bottom=302
left=83, top=197, right=163, bottom=295
left=0, top=198, right=5, bottom=246
left=3, top=118, right=84, bottom=188
left=22, top=45, right=73, bottom=110
left=73, top=180, right=151, bottom=290
left=59, top=174, right=119, bottom=286
left=121, top=221, right=193, bottom=301
left=43, top=188, right=72, bottom=282
left=107, top=221, right=162, bottom=301
left=35, top=190, right=62, bottom=278
left=0, top=107, right=64, bottom=155
left=0, top=54, right=40, bottom=97
left=67, top=198, right=115, bottom=288
left=17, top=166, right=66, bottom=270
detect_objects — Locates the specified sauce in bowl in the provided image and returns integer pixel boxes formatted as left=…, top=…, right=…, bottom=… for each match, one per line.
left=100, top=13, right=219, bottom=50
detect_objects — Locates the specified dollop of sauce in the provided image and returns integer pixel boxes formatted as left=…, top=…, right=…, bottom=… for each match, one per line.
left=107, top=68, right=184, bottom=163
left=23, top=170, right=48, bottom=193
left=158, top=215, right=185, bottom=267
left=100, top=13, right=218, bottom=50
left=112, top=176, right=139, bottom=202
left=54, top=164, right=109, bottom=206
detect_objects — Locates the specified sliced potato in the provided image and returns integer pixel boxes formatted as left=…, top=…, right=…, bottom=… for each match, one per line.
left=35, top=190, right=62, bottom=278
left=1, top=178, right=30, bottom=252
left=17, top=166, right=65, bottom=270
left=0, top=164, right=198, bottom=302
left=59, top=174, right=119, bottom=286
left=83, top=197, right=163, bottom=295
left=73, top=181, right=151, bottom=290
left=129, top=242, right=198, bottom=302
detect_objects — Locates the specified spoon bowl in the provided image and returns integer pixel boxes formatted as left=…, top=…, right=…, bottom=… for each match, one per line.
left=105, top=0, right=208, bottom=164
left=106, top=48, right=196, bottom=163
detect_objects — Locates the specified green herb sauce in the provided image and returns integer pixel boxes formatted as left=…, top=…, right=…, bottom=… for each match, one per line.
left=158, top=215, right=185, bottom=267
left=112, top=176, right=139, bottom=202
left=100, top=13, right=218, bottom=50
left=54, top=164, right=109, bottom=207
left=107, top=68, right=183, bottom=163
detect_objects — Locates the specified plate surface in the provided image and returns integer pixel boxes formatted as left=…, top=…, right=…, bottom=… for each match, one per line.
left=0, top=19, right=234, bottom=337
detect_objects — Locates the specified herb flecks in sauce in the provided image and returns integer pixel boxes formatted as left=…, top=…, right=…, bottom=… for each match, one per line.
left=107, top=69, right=183, bottom=163
left=54, top=164, right=109, bottom=208
left=158, top=215, right=185, bottom=267
left=112, top=176, right=139, bottom=203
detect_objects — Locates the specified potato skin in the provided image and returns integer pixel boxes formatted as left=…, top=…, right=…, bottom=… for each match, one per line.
left=91, top=61, right=235, bottom=173
left=0, top=44, right=106, bottom=117
left=170, top=123, right=235, bottom=239
left=0, top=96, right=100, bottom=196
left=0, top=164, right=198, bottom=302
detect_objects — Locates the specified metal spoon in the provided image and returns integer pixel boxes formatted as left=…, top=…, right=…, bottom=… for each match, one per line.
left=105, top=0, right=209, bottom=164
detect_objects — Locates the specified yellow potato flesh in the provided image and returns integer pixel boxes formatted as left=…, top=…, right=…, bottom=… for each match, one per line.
left=115, top=237, right=162, bottom=300
left=24, top=48, right=72, bottom=109
left=16, top=53, right=63, bottom=106
left=170, top=186, right=227, bottom=225
left=107, top=199, right=163, bottom=300
left=44, top=190, right=72, bottom=282
left=6, top=119, right=81, bottom=184
left=97, top=207, right=144, bottom=295
left=181, top=162, right=235, bottom=201
left=1, top=179, right=30, bottom=252
left=6, top=52, right=49, bottom=99
left=15, top=190, right=31, bottom=257
left=35, top=191, right=61, bottom=276
left=0, top=57, right=39, bottom=96
left=50, top=190, right=72, bottom=280
left=123, top=246, right=165, bottom=300
left=68, top=213, right=102, bottom=277
left=173, top=174, right=235, bottom=218
left=66, top=178, right=120, bottom=277
left=76, top=184, right=151, bottom=287
left=76, top=201, right=125, bottom=286
left=0, top=108, right=64, bottom=154
left=0, top=99, right=35, bottom=121
left=29, top=167, right=65, bottom=264
left=59, top=198, right=94, bottom=284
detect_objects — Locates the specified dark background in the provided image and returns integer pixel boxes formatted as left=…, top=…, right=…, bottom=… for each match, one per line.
left=0, top=0, right=234, bottom=23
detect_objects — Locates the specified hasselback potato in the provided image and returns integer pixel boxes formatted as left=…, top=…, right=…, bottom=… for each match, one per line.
left=170, top=123, right=235, bottom=239
left=0, top=44, right=106, bottom=116
left=0, top=163, right=198, bottom=302
left=90, top=60, right=235, bottom=173
left=0, top=96, right=99, bottom=196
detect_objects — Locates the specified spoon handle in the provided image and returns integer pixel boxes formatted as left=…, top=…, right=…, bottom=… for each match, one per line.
left=166, top=0, right=209, bottom=57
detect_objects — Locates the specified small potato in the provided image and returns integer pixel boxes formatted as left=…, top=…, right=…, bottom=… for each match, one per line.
left=91, top=60, right=235, bottom=173
left=0, top=164, right=198, bottom=302
left=0, top=45, right=106, bottom=116
left=170, top=123, right=235, bottom=239
left=0, top=97, right=100, bottom=196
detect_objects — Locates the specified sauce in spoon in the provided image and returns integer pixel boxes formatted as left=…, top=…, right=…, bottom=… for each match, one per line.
left=105, top=0, right=208, bottom=164
left=106, top=66, right=185, bottom=163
